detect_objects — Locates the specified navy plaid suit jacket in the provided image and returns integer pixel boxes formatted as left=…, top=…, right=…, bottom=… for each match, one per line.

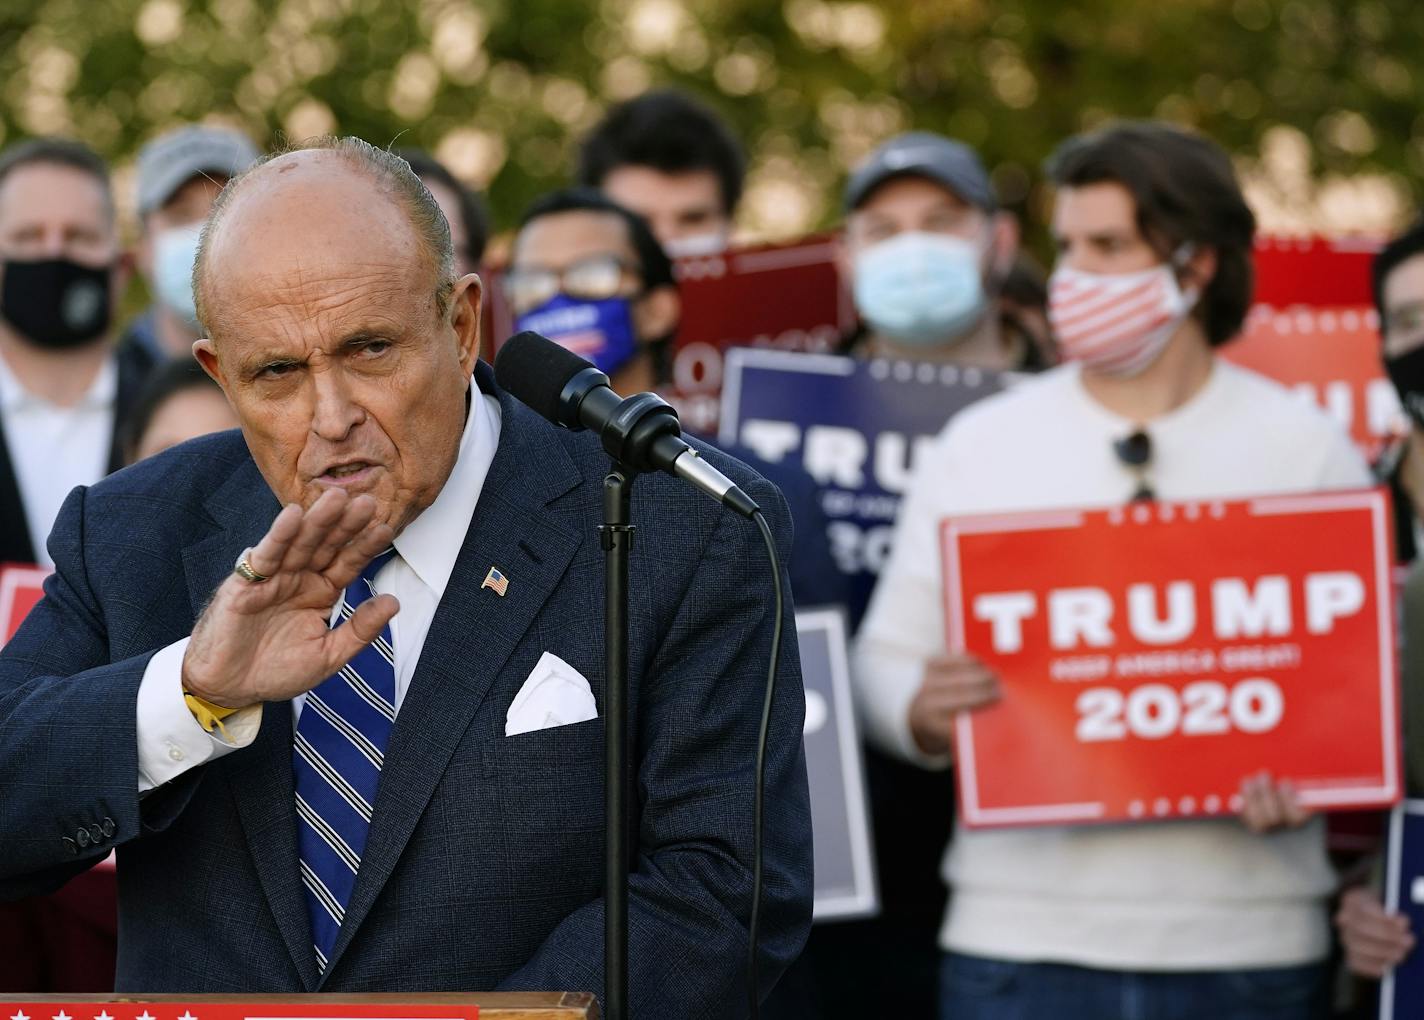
left=0, top=363, right=812, bottom=1015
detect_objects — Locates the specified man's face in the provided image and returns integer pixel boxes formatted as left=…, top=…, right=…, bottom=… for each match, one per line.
left=1050, top=181, right=1159, bottom=274
left=194, top=155, right=481, bottom=536
left=599, top=166, right=729, bottom=250
left=139, top=174, right=227, bottom=279
left=421, top=175, right=476, bottom=277
left=1381, top=254, right=1424, bottom=361
left=845, top=175, right=989, bottom=257
left=509, top=209, right=644, bottom=322
left=0, top=163, right=115, bottom=267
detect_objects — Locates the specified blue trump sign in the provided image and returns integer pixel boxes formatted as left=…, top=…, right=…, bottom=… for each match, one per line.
left=1382, top=800, right=1424, bottom=1018
left=721, top=349, right=1006, bottom=625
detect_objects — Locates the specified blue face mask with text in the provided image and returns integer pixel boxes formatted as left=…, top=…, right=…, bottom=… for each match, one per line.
left=514, top=294, right=640, bottom=377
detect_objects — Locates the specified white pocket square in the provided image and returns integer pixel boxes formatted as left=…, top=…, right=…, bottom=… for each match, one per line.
left=505, top=651, right=599, bottom=736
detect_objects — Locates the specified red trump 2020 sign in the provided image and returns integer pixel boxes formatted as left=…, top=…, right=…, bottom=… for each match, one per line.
left=941, top=490, right=1401, bottom=829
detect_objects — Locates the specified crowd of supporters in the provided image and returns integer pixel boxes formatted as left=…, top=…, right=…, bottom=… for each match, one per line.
left=0, top=87, right=1422, bottom=1019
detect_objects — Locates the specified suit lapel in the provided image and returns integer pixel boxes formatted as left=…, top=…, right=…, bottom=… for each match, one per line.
left=179, top=454, right=321, bottom=985
left=320, top=381, right=586, bottom=982
left=180, top=455, right=279, bottom=618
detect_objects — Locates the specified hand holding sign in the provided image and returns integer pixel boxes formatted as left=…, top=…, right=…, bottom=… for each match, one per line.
left=1239, top=770, right=1311, bottom=833
left=1336, top=885, right=1414, bottom=979
left=908, top=659, right=1318, bottom=831
left=908, top=652, right=1001, bottom=757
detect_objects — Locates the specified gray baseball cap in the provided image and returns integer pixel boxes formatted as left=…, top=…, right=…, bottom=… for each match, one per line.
left=135, top=125, right=260, bottom=217
left=844, top=131, right=997, bottom=213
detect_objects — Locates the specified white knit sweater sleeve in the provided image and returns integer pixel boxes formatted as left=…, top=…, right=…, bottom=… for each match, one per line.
left=1316, top=424, right=1373, bottom=489
left=851, top=429, right=957, bottom=770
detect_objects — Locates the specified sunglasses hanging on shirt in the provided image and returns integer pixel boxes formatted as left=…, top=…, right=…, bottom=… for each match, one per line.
left=1112, top=428, right=1155, bottom=502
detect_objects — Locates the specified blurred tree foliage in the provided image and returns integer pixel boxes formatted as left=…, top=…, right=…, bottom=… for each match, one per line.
left=0, top=0, right=1421, bottom=243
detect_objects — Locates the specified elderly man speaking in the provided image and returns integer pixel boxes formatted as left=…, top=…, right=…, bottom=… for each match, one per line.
left=0, top=138, right=811, bottom=1014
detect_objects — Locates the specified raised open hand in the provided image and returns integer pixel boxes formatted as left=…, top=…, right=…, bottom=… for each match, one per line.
left=180, top=488, right=400, bottom=709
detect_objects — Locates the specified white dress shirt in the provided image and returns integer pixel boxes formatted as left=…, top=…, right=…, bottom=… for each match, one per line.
left=0, top=349, right=117, bottom=567
left=135, top=388, right=502, bottom=793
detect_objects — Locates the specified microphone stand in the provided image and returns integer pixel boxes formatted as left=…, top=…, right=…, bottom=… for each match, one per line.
left=600, top=463, right=636, bottom=1020
left=577, top=389, right=686, bottom=1020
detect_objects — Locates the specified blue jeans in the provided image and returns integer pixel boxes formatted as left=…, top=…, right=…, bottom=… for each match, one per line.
left=940, top=951, right=1330, bottom=1020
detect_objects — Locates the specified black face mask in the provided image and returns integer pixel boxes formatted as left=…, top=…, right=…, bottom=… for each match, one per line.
left=0, top=257, right=112, bottom=351
left=1386, top=344, right=1424, bottom=430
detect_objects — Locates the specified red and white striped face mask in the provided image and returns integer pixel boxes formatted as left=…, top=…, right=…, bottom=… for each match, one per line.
left=1049, top=255, right=1198, bottom=377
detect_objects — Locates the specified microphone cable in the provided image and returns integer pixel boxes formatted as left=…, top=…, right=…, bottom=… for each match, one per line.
left=746, top=507, right=784, bottom=1020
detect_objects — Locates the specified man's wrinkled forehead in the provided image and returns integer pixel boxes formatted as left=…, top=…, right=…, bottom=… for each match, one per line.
left=208, top=153, right=420, bottom=263
left=202, top=153, right=427, bottom=332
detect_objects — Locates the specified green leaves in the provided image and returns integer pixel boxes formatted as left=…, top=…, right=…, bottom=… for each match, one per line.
left=4, top=0, right=1420, bottom=245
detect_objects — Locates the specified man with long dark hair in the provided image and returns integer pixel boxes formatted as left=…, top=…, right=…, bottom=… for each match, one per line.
left=855, top=121, right=1367, bottom=1019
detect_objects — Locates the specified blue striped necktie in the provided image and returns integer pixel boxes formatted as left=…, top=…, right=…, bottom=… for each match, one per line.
left=293, top=548, right=397, bottom=973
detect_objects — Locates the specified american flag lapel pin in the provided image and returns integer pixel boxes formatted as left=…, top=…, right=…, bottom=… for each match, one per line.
left=482, top=566, right=510, bottom=597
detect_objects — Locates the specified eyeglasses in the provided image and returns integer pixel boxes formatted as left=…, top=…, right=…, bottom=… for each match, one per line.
left=503, top=254, right=637, bottom=315
left=1112, top=428, right=1154, bottom=502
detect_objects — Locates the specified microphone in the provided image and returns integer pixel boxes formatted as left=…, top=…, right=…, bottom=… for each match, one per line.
left=494, top=331, right=760, bottom=519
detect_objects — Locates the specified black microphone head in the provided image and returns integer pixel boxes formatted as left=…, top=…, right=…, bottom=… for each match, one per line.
left=494, top=330, right=607, bottom=427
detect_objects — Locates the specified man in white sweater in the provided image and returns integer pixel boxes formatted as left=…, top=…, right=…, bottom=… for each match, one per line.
left=853, top=121, right=1368, bottom=1018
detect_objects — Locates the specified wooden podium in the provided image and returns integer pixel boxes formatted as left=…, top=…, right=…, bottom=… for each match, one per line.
left=0, top=993, right=597, bottom=1020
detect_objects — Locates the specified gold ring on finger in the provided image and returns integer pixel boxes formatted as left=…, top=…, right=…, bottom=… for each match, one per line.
left=233, top=548, right=271, bottom=583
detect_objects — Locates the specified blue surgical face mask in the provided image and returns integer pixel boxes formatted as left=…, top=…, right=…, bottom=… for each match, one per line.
left=852, top=231, right=989, bottom=346
left=514, top=293, right=640, bottom=376
left=152, top=222, right=204, bottom=325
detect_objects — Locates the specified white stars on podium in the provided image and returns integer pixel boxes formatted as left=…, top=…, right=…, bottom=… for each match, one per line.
left=7, top=1008, right=202, bottom=1020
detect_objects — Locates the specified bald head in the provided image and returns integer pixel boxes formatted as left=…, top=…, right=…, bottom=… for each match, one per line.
left=194, top=137, right=456, bottom=333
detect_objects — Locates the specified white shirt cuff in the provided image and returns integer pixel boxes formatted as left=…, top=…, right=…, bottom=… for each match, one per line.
left=136, top=636, right=262, bottom=793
